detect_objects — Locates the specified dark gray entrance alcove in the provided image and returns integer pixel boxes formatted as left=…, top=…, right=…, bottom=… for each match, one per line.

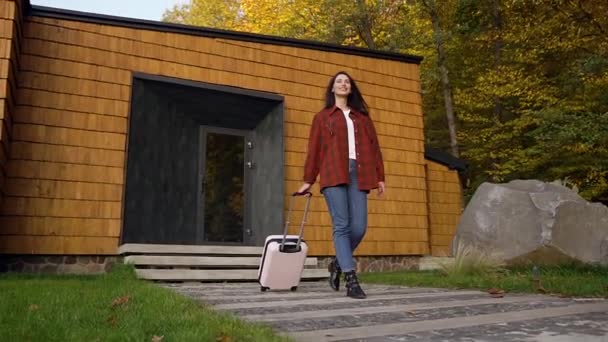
left=122, top=74, right=284, bottom=246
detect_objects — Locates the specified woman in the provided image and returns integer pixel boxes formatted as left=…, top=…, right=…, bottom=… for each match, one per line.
left=297, top=71, right=385, bottom=299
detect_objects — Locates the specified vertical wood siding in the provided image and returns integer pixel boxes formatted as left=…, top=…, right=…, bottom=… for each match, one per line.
left=0, top=13, right=437, bottom=255
left=426, top=161, right=462, bottom=256
left=0, top=0, right=23, bottom=216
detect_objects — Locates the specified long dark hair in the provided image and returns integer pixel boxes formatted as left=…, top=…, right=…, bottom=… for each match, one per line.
left=324, top=71, right=370, bottom=116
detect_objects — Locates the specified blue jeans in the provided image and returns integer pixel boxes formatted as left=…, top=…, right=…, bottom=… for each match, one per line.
left=322, top=159, right=368, bottom=272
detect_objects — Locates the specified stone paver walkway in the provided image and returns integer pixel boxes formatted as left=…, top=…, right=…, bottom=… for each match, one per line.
left=163, top=281, right=608, bottom=341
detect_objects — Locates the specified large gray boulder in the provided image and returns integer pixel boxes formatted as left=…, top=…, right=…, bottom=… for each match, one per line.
left=455, top=179, right=608, bottom=265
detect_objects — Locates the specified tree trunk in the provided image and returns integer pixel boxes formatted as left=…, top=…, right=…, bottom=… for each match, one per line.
left=424, top=0, right=459, bottom=157
left=355, top=0, right=377, bottom=49
left=492, top=0, right=504, bottom=122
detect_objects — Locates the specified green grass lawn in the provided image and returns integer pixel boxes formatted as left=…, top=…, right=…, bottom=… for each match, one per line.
left=360, top=263, right=608, bottom=298
left=0, top=265, right=288, bottom=342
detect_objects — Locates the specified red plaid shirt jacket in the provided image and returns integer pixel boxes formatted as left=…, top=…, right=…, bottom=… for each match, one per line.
left=303, top=106, right=385, bottom=191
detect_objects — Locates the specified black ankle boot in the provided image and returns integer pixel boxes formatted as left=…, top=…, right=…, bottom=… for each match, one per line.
left=328, top=258, right=341, bottom=291
left=344, top=271, right=366, bottom=299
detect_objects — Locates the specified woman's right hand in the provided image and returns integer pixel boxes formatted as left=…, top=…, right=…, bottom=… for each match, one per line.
left=297, top=183, right=312, bottom=194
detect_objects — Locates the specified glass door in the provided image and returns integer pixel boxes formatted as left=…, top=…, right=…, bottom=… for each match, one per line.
left=198, top=126, right=253, bottom=244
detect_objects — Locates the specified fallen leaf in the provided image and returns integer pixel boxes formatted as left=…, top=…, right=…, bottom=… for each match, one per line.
left=151, top=335, right=164, bottom=342
left=216, top=335, right=232, bottom=342
left=111, top=295, right=131, bottom=308
left=405, top=311, right=416, bottom=315
left=106, top=315, right=118, bottom=327
left=28, top=304, right=39, bottom=311
left=487, top=288, right=505, bottom=295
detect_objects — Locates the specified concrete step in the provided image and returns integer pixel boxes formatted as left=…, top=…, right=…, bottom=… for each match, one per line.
left=118, top=243, right=263, bottom=256
left=120, top=244, right=326, bottom=282
left=136, top=268, right=328, bottom=281
left=124, top=255, right=318, bottom=268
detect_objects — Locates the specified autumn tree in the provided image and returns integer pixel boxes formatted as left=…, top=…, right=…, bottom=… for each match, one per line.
left=163, top=0, right=608, bottom=203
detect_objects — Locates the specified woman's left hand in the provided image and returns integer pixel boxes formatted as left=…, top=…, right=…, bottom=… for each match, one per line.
left=377, top=181, right=385, bottom=197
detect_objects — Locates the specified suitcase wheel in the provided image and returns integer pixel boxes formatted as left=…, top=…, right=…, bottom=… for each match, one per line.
left=290, top=286, right=297, bottom=292
left=260, top=286, right=269, bottom=292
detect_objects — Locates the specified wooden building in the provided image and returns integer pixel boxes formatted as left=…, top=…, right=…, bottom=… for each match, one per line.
left=0, top=0, right=466, bottom=276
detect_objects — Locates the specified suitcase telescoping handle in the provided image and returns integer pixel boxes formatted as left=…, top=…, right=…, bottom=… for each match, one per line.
left=280, top=191, right=313, bottom=252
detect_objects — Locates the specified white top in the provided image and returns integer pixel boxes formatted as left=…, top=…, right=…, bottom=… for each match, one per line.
left=342, top=109, right=356, bottom=160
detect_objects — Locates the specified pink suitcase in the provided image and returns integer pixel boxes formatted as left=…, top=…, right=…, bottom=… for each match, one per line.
left=258, top=191, right=312, bottom=292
